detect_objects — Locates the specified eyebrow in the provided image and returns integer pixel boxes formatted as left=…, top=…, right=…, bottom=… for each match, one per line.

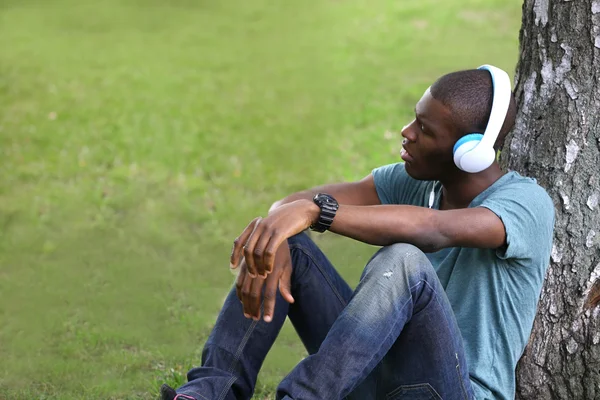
left=414, top=108, right=428, bottom=124
left=414, top=107, right=426, bottom=120
left=414, top=107, right=437, bottom=135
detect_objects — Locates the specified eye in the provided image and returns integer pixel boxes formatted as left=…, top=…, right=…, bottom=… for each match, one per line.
left=415, top=116, right=430, bottom=135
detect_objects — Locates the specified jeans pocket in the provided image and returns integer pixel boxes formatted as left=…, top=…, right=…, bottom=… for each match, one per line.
left=386, top=383, right=442, bottom=400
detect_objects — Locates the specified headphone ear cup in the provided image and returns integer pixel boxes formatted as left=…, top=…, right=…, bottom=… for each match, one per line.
left=453, top=133, right=483, bottom=171
left=460, top=146, right=496, bottom=173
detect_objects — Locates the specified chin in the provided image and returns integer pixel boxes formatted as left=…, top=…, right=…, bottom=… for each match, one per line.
left=404, top=162, right=425, bottom=180
left=404, top=162, right=437, bottom=181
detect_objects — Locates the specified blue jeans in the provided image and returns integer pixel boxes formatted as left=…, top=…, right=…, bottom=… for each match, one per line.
left=175, top=233, right=474, bottom=400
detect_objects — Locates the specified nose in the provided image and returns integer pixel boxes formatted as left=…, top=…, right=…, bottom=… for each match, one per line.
left=401, top=119, right=417, bottom=142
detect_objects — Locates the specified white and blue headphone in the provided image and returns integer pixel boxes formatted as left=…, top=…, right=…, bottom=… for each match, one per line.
left=452, top=64, right=512, bottom=173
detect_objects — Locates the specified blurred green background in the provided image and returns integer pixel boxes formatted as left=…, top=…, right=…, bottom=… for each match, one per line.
left=0, top=0, right=521, bottom=398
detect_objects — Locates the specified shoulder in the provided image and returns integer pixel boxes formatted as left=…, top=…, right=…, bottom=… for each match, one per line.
left=371, top=162, right=431, bottom=205
left=478, top=171, right=554, bottom=213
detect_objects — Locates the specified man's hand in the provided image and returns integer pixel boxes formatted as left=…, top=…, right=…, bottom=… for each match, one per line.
left=230, top=199, right=319, bottom=278
left=234, top=241, right=295, bottom=322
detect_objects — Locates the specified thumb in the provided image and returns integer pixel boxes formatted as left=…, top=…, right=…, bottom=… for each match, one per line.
left=279, top=265, right=295, bottom=304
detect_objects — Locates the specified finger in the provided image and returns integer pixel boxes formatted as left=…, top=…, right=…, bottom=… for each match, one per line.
left=231, top=217, right=260, bottom=269
left=235, top=259, right=248, bottom=302
left=240, top=270, right=255, bottom=319
left=262, top=271, right=279, bottom=323
left=246, top=276, right=265, bottom=321
left=263, top=231, right=286, bottom=275
left=279, top=261, right=295, bottom=304
left=253, top=226, right=274, bottom=278
left=243, top=219, right=263, bottom=278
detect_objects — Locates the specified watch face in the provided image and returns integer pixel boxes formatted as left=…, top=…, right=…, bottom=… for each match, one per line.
left=314, top=193, right=338, bottom=207
left=314, top=193, right=329, bottom=204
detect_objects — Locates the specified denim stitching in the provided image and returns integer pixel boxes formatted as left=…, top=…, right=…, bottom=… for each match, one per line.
left=356, top=277, right=455, bottom=400
left=275, top=242, right=350, bottom=397
left=289, top=243, right=348, bottom=307
left=216, top=375, right=237, bottom=400
left=229, top=316, right=259, bottom=371
left=348, top=280, right=424, bottom=398
left=455, top=354, right=470, bottom=400
left=181, top=390, right=210, bottom=400
left=424, top=280, right=472, bottom=400
left=429, top=385, right=443, bottom=400
left=210, top=312, right=260, bottom=400
left=385, top=382, right=442, bottom=399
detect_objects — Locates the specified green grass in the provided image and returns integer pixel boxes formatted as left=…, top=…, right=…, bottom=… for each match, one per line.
left=0, top=0, right=521, bottom=398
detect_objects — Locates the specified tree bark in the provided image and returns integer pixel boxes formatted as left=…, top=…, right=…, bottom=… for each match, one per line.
left=501, top=1, right=600, bottom=399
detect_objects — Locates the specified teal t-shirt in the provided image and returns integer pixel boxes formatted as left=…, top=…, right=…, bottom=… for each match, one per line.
left=371, top=162, right=555, bottom=400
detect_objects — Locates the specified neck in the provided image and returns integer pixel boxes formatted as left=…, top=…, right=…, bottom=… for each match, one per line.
left=438, top=163, right=505, bottom=210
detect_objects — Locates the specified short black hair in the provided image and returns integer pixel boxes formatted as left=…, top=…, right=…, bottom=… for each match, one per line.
left=430, top=69, right=516, bottom=150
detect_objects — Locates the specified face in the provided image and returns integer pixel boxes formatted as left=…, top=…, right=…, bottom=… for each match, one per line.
left=400, top=88, right=459, bottom=180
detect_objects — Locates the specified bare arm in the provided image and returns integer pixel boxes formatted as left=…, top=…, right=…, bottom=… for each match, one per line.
left=267, top=174, right=505, bottom=251
left=269, top=174, right=380, bottom=213
left=329, top=204, right=506, bottom=252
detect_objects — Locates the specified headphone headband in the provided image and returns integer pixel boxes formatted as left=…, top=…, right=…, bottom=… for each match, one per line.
left=476, top=65, right=512, bottom=149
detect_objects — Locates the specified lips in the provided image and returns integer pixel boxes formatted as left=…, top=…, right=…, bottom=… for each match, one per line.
left=401, top=147, right=414, bottom=163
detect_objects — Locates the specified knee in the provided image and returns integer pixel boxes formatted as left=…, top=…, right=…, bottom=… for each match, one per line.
left=381, top=242, right=422, bottom=259
left=363, top=243, right=434, bottom=281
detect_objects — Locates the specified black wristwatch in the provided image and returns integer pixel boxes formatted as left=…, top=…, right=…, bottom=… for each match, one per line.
left=310, top=193, right=339, bottom=233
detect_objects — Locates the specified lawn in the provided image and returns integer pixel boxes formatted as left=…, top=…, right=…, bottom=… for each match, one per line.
left=0, top=0, right=521, bottom=398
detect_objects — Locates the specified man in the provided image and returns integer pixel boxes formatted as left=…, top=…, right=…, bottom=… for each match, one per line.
left=160, top=66, right=555, bottom=400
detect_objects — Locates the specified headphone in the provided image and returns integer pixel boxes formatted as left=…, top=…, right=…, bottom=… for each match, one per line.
left=452, top=64, right=512, bottom=173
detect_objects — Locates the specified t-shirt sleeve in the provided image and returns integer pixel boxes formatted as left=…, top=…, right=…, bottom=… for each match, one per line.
left=371, top=162, right=411, bottom=205
left=478, top=181, right=555, bottom=261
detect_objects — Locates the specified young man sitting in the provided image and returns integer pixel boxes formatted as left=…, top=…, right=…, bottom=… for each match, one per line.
left=160, top=65, right=555, bottom=400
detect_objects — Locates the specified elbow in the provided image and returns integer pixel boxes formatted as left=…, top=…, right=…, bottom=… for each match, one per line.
left=417, top=242, right=439, bottom=253
left=375, top=231, right=442, bottom=253
left=421, top=213, right=452, bottom=252
left=410, top=227, right=451, bottom=253
left=410, top=235, right=443, bottom=253
left=378, top=238, right=440, bottom=253
left=419, top=239, right=447, bottom=253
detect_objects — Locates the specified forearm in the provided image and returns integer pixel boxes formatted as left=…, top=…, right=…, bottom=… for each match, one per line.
left=269, top=189, right=319, bottom=213
left=328, top=204, right=449, bottom=252
left=269, top=180, right=378, bottom=213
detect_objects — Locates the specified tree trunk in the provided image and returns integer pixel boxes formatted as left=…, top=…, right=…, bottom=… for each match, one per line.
left=500, top=1, right=600, bottom=399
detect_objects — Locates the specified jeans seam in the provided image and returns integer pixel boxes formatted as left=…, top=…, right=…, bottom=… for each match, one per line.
left=289, top=243, right=348, bottom=307
left=181, top=389, right=211, bottom=400
left=348, top=281, right=424, bottom=398
left=424, top=280, right=470, bottom=400
left=229, top=316, right=259, bottom=370
left=212, top=310, right=260, bottom=400
left=216, top=376, right=238, bottom=400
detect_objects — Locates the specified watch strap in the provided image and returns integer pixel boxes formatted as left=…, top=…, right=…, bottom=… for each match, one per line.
left=310, top=194, right=339, bottom=232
